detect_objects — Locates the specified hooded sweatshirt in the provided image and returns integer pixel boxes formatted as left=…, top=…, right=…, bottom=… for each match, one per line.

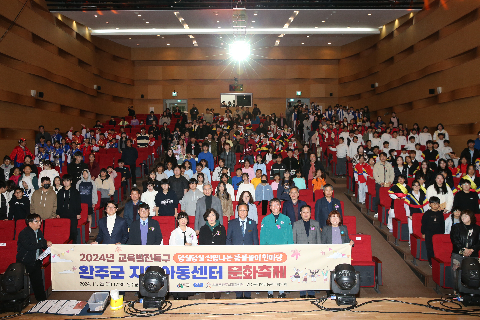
left=38, top=168, right=60, bottom=189
left=95, top=174, right=115, bottom=199
left=19, top=173, right=39, bottom=192
left=19, top=176, right=35, bottom=201
left=1, top=163, right=13, bottom=182
left=30, top=186, right=57, bottom=220
left=76, top=169, right=98, bottom=207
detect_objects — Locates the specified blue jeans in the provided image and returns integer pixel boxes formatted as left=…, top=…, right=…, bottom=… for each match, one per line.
left=299, top=290, right=315, bottom=296
left=268, top=291, right=284, bottom=295
left=235, top=291, right=251, bottom=298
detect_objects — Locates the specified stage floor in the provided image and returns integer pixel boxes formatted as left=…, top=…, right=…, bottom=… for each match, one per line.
left=5, top=297, right=479, bottom=319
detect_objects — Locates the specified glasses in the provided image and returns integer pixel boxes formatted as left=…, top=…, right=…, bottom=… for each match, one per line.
left=32, top=220, right=42, bottom=224
left=106, top=206, right=117, bottom=209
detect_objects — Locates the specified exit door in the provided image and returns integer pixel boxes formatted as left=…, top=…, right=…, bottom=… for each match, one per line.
left=164, top=99, right=188, bottom=113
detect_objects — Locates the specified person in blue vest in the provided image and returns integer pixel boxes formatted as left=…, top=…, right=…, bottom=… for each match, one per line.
left=227, top=203, right=258, bottom=299
left=260, top=198, right=293, bottom=298
left=282, top=187, right=307, bottom=223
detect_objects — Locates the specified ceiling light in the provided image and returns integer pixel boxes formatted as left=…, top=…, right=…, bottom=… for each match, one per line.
left=254, top=13, right=257, bottom=16
left=218, top=27, right=221, bottom=28
left=106, top=22, right=108, bottom=23
left=138, top=14, right=141, bottom=17
left=116, top=28, right=119, bottom=29
left=137, top=44, right=139, bottom=46
left=315, top=26, right=318, bottom=28
left=146, top=22, right=149, bottom=24
left=347, top=26, right=350, bottom=28
left=307, top=35, right=309, bottom=37
left=215, top=13, right=218, bottom=15
left=301, top=42, right=304, bottom=44
left=129, top=37, right=131, bottom=39
left=94, top=15, right=97, bottom=17
left=322, top=21, right=325, bottom=23
left=167, top=43, right=170, bottom=45
left=252, top=21, right=255, bottom=23
left=157, top=34, right=160, bottom=36
left=368, top=13, right=372, bottom=16
left=328, top=42, right=331, bottom=44
left=217, top=21, right=219, bottom=23
left=251, top=27, right=254, bottom=28
left=219, top=36, right=222, bottom=38
left=229, top=41, right=251, bottom=61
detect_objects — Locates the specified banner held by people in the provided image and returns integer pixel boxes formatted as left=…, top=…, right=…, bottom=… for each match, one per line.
left=51, top=244, right=351, bottom=292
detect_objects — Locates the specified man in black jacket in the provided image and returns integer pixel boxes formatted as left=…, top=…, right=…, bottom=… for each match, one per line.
left=121, top=139, right=139, bottom=187
left=282, top=149, right=300, bottom=174
left=68, top=151, right=88, bottom=186
left=127, top=203, right=162, bottom=245
left=148, top=120, right=161, bottom=140
left=16, top=214, right=52, bottom=301
left=159, top=122, right=171, bottom=152
left=57, top=174, right=82, bottom=243
left=460, top=139, right=480, bottom=164
left=8, top=187, right=30, bottom=221
left=190, top=104, right=199, bottom=121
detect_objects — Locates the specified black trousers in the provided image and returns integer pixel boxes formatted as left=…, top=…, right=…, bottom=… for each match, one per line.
left=425, top=234, right=435, bottom=264
left=69, top=217, right=78, bottom=244
left=126, top=162, right=137, bottom=185
left=372, top=183, right=381, bottom=213
left=25, top=261, right=46, bottom=301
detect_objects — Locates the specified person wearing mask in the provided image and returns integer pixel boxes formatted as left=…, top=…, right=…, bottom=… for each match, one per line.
left=121, top=139, right=139, bottom=187
left=315, top=184, right=343, bottom=230
left=16, top=214, right=52, bottom=301
left=421, top=196, right=445, bottom=267
left=450, top=210, right=480, bottom=291
left=198, top=208, right=226, bottom=299
left=255, top=174, right=274, bottom=216
left=127, top=203, right=162, bottom=245
left=282, top=187, right=307, bottom=223
left=372, top=152, right=394, bottom=213
left=292, top=204, right=321, bottom=298
left=226, top=203, right=259, bottom=299
left=92, top=201, right=128, bottom=245
left=124, top=188, right=141, bottom=229
left=56, top=174, right=82, bottom=243
left=260, top=198, right=293, bottom=298
left=195, top=183, right=223, bottom=234
left=30, top=177, right=57, bottom=220
left=452, top=179, right=479, bottom=213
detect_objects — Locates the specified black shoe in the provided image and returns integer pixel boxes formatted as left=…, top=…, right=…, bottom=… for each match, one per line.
left=307, top=295, right=316, bottom=299
left=267, top=294, right=274, bottom=298
left=299, top=295, right=306, bottom=298
left=278, top=293, right=286, bottom=298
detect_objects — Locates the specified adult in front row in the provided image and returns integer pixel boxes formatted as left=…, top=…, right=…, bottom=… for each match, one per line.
left=16, top=214, right=52, bottom=301
left=93, top=201, right=128, bottom=245
left=199, top=208, right=226, bottom=299
left=127, top=203, right=162, bottom=245
left=314, top=184, right=342, bottom=230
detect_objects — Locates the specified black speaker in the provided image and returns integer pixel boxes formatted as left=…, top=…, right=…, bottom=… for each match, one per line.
left=0, top=263, right=30, bottom=313
left=330, top=93, right=333, bottom=96
left=429, top=89, right=435, bottom=94
left=371, top=84, right=375, bottom=88
left=141, top=94, right=145, bottom=99
left=97, top=86, right=101, bottom=90
left=38, top=92, right=44, bottom=98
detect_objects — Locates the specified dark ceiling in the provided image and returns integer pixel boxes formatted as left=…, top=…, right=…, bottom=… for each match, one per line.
left=46, top=0, right=425, bottom=11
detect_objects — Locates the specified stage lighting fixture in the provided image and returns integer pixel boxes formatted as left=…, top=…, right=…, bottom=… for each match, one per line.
left=139, top=266, right=169, bottom=309
left=229, top=41, right=251, bottom=61
left=458, top=258, right=480, bottom=306
left=330, top=264, right=360, bottom=306
left=0, top=263, right=30, bottom=313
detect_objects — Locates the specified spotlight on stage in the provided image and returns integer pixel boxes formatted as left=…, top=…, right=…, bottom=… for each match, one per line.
left=229, top=41, right=251, bottom=61
left=139, top=266, right=169, bottom=309
left=458, top=258, right=480, bottom=306
left=330, top=264, right=360, bottom=306
left=0, top=263, right=30, bottom=313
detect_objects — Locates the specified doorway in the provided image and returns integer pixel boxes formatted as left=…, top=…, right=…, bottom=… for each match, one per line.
left=163, top=99, right=188, bottom=113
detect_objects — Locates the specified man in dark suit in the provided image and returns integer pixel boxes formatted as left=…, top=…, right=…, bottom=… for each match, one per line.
left=124, top=187, right=141, bottom=229
left=282, top=187, right=306, bottom=223
left=128, top=203, right=162, bottom=245
left=16, top=214, right=52, bottom=301
left=226, top=203, right=258, bottom=299
left=314, top=184, right=343, bottom=230
left=93, top=201, right=129, bottom=244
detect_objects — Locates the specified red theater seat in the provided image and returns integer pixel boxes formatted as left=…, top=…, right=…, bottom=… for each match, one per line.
left=350, top=234, right=382, bottom=291
left=0, top=220, right=15, bottom=241
left=432, top=234, right=453, bottom=291
left=410, top=213, right=428, bottom=264
left=343, top=215, right=356, bottom=235
left=77, top=203, right=90, bottom=243
left=44, top=218, right=71, bottom=244
left=299, top=189, right=314, bottom=202
left=152, top=216, right=176, bottom=245
left=365, top=177, right=376, bottom=212
left=377, top=187, right=391, bottom=227
left=15, top=219, right=27, bottom=239
left=392, top=199, right=409, bottom=244
left=0, top=240, right=17, bottom=274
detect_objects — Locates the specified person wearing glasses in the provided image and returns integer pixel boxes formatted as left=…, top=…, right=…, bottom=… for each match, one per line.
left=16, top=214, right=52, bottom=301
left=92, top=201, right=128, bottom=245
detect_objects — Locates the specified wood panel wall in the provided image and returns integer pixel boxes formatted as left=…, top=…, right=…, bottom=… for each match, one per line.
left=338, top=0, right=480, bottom=152
left=0, top=0, right=133, bottom=153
